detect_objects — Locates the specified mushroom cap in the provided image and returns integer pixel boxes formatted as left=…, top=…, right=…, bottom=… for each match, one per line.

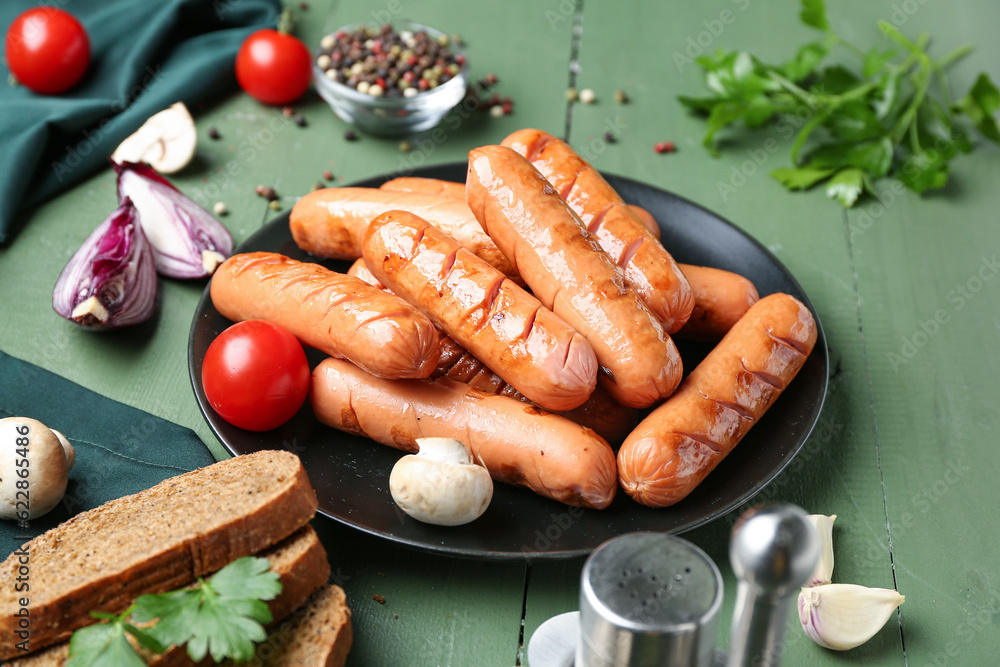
left=389, top=438, right=493, bottom=526
left=0, top=417, right=72, bottom=520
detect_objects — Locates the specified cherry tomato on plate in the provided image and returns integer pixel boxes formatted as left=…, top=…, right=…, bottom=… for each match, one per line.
left=202, top=320, right=310, bottom=432
left=5, top=7, right=90, bottom=94
left=235, top=11, right=311, bottom=106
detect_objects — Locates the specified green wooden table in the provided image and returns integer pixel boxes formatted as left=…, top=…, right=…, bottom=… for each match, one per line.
left=2, top=0, right=998, bottom=664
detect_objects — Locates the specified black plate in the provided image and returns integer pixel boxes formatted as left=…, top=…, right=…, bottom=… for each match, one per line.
left=188, top=163, right=828, bottom=560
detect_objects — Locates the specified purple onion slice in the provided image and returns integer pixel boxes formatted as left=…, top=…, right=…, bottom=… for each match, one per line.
left=52, top=198, right=157, bottom=329
left=114, top=161, right=233, bottom=278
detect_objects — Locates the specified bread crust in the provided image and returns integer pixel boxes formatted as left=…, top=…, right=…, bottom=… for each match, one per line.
left=0, top=451, right=318, bottom=659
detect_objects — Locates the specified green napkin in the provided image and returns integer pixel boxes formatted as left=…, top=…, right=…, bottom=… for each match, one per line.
left=0, top=349, right=217, bottom=559
left=0, top=0, right=282, bottom=244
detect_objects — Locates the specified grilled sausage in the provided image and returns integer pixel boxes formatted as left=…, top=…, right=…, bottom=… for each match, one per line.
left=362, top=210, right=597, bottom=412
left=311, top=358, right=618, bottom=509
left=502, top=129, right=693, bottom=332
left=466, top=145, right=682, bottom=409
left=617, top=293, right=817, bottom=507
left=210, top=252, right=439, bottom=379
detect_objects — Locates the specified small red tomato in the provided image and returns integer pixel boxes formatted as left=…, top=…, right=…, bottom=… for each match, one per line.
left=5, top=7, right=90, bottom=94
left=235, top=19, right=312, bottom=106
left=202, top=320, right=310, bottom=431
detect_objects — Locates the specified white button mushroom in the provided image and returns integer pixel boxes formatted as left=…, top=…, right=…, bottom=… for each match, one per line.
left=0, top=417, right=76, bottom=520
left=111, top=102, right=197, bottom=174
left=389, top=437, right=493, bottom=526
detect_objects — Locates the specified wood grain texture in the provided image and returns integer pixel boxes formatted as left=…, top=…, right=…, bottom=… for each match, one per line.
left=1, top=0, right=999, bottom=665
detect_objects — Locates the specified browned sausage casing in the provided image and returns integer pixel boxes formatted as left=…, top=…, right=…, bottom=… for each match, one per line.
left=311, top=358, right=618, bottom=509
left=347, top=258, right=639, bottom=442
left=380, top=176, right=467, bottom=199
left=466, top=145, right=682, bottom=409
left=676, top=264, right=760, bottom=340
left=502, top=129, right=693, bottom=333
left=289, top=187, right=516, bottom=279
left=210, top=252, right=439, bottom=379
left=617, top=293, right=817, bottom=507
left=362, top=210, right=598, bottom=412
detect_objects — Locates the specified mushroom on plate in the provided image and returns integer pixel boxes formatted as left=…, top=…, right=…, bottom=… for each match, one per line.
left=389, top=437, right=493, bottom=526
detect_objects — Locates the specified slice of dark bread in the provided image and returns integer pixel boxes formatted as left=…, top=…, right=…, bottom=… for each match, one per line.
left=225, top=585, right=352, bottom=667
left=0, top=451, right=318, bottom=659
left=8, top=524, right=330, bottom=667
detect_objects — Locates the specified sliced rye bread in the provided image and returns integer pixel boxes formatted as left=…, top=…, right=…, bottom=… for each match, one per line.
left=0, top=451, right=318, bottom=659
left=7, top=524, right=330, bottom=667
left=224, top=585, right=352, bottom=667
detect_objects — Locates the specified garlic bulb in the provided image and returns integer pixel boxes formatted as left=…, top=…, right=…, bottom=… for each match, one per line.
left=798, top=583, right=905, bottom=650
left=806, top=514, right=836, bottom=586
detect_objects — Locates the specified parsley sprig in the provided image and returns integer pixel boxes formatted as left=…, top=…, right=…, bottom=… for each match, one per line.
left=66, top=557, right=282, bottom=666
left=679, top=0, right=1000, bottom=207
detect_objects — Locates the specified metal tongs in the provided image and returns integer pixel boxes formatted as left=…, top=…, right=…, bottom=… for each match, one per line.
left=527, top=503, right=820, bottom=667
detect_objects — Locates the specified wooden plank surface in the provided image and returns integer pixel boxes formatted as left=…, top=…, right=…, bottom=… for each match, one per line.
left=1, top=0, right=999, bottom=665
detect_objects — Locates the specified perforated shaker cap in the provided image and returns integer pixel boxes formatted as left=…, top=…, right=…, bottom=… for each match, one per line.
left=577, top=532, right=723, bottom=667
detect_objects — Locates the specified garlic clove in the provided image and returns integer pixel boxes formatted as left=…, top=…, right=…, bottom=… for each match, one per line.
left=806, top=514, right=836, bottom=586
left=111, top=102, right=197, bottom=174
left=798, top=583, right=905, bottom=650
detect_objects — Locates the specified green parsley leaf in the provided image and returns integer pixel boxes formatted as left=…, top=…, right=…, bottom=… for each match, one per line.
left=66, top=609, right=164, bottom=667
left=824, top=101, right=886, bottom=142
left=864, top=48, right=897, bottom=78
left=955, top=73, right=1000, bottom=143
left=826, top=167, right=866, bottom=207
left=800, top=0, right=830, bottom=32
left=678, top=0, right=994, bottom=208
left=132, top=557, right=280, bottom=663
left=771, top=165, right=837, bottom=191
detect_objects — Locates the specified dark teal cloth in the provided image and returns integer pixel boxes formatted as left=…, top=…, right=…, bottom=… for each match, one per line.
left=0, top=349, right=217, bottom=560
left=0, top=0, right=282, bottom=244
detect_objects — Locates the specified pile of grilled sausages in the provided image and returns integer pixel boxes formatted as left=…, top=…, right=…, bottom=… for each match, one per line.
left=209, top=129, right=817, bottom=511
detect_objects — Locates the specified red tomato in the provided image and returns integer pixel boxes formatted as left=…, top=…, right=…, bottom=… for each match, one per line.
left=5, top=7, right=90, bottom=94
left=202, top=320, right=310, bottom=431
left=235, top=27, right=312, bottom=105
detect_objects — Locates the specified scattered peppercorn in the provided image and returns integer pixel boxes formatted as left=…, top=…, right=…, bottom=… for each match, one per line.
left=603, top=131, right=617, bottom=143
left=294, top=113, right=307, bottom=127
left=312, top=181, right=325, bottom=192
left=489, top=104, right=505, bottom=118
left=450, top=34, right=463, bottom=46
left=565, top=88, right=578, bottom=102
left=393, top=614, right=399, bottom=619
left=399, top=140, right=412, bottom=152
left=268, top=200, right=282, bottom=211
left=255, top=185, right=278, bottom=201
left=207, top=127, right=221, bottom=140
left=344, top=130, right=358, bottom=141
left=282, top=106, right=295, bottom=117
left=579, top=88, right=596, bottom=104
left=299, top=1, right=309, bottom=9
left=373, top=594, right=386, bottom=604
left=213, top=201, right=228, bottom=216
left=614, top=90, right=629, bottom=104
left=323, top=169, right=334, bottom=181
left=654, top=140, right=676, bottom=154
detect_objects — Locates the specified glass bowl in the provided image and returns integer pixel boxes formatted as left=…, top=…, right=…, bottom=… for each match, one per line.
left=313, top=21, right=468, bottom=136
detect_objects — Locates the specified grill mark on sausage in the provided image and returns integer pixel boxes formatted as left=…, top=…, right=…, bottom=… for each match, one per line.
left=706, top=396, right=757, bottom=422
left=558, top=168, right=583, bottom=202
left=618, top=236, right=647, bottom=269
left=766, top=329, right=810, bottom=356
left=741, top=360, right=786, bottom=390
left=586, top=203, right=615, bottom=235
left=521, top=307, right=538, bottom=341
left=525, top=133, right=556, bottom=162
left=440, top=248, right=459, bottom=280
left=675, top=431, right=724, bottom=456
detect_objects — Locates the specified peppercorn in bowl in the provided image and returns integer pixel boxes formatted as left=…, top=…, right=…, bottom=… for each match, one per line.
left=314, top=22, right=468, bottom=136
